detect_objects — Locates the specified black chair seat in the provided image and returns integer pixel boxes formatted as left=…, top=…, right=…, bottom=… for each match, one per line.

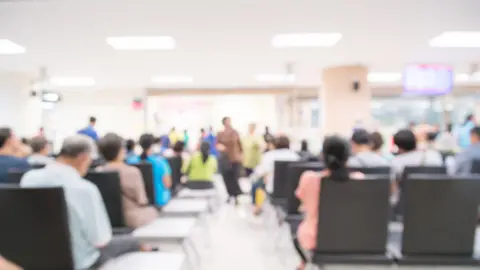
left=312, top=253, right=393, bottom=265
left=113, top=227, right=135, bottom=235
left=396, top=255, right=480, bottom=266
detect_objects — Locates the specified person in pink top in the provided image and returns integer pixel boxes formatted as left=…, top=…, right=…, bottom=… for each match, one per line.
left=293, top=135, right=364, bottom=270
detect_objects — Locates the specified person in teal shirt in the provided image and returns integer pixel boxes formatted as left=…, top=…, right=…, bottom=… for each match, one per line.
left=183, top=129, right=189, bottom=149
left=127, top=134, right=172, bottom=206
left=458, top=114, right=476, bottom=149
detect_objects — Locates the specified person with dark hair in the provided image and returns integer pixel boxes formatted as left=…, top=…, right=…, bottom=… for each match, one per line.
left=348, top=129, right=389, bottom=167
left=263, top=126, right=274, bottom=144
left=0, top=127, right=30, bottom=183
left=435, top=123, right=457, bottom=155
left=172, top=141, right=185, bottom=155
left=459, top=114, right=476, bottom=148
left=97, top=133, right=158, bottom=228
left=249, top=135, right=300, bottom=214
left=78, top=116, right=99, bottom=141
left=182, top=141, right=217, bottom=190
left=217, top=117, right=243, bottom=204
left=455, top=126, right=480, bottom=174
left=242, top=123, right=262, bottom=176
left=293, top=135, right=364, bottom=270
left=21, top=134, right=154, bottom=269
left=127, top=133, right=172, bottom=206
left=206, top=126, right=218, bottom=157
left=125, top=139, right=136, bottom=160
left=27, top=136, right=54, bottom=166
left=298, top=139, right=316, bottom=161
left=370, top=131, right=384, bottom=153
left=391, top=129, right=442, bottom=181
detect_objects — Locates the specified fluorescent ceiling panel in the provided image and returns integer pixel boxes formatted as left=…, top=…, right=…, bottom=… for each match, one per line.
left=367, top=72, right=402, bottom=83
left=272, top=33, right=342, bottom=48
left=429, top=31, right=480, bottom=48
left=49, top=77, right=96, bottom=87
left=151, top=75, right=193, bottom=84
left=106, top=36, right=176, bottom=50
left=0, top=39, right=26, bottom=54
left=256, top=74, right=296, bottom=83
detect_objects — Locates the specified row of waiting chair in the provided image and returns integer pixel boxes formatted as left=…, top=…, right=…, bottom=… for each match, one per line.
left=269, top=161, right=480, bottom=267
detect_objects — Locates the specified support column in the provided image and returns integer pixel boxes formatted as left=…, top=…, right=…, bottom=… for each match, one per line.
left=321, top=65, right=371, bottom=136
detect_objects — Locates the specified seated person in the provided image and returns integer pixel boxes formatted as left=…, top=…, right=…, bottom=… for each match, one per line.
left=391, top=129, right=443, bottom=183
left=182, top=141, right=217, bottom=190
left=20, top=135, right=152, bottom=269
left=27, top=136, right=54, bottom=166
left=125, top=139, right=137, bottom=161
left=298, top=140, right=317, bottom=162
left=0, top=127, right=30, bottom=183
left=455, top=126, right=480, bottom=174
left=347, top=129, right=389, bottom=167
left=294, top=135, right=364, bottom=270
left=249, top=135, right=300, bottom=214
left=97, top=133, right=158, bottom=228
left=127, top=134, right=172, bottom=207
left=0, top=256, right=22, bottom=270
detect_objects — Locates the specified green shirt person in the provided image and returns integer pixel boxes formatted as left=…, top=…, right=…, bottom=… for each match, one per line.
left=242, top=123, right=263, bottom=175
left=183, top=142, right=218, bottom=183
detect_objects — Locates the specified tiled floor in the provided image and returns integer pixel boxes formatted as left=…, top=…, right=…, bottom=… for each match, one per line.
left=198, top=178, right=479, bottom=270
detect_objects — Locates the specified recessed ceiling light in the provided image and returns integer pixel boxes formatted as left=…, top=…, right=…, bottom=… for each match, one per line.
left=0, top=39, right=26, bottom=55
left=256, top=74, right=296, bottom=83
left=106, top=36, right=176, bottom=50
left=429, top=31, right=480, bottom=48
left=272, top=33, right=342, bottom=48
left=151, top=75, right=193, bottom=84
left=49, top=77, right=96, bottom=87
left=368, top=72, right=402, bottom=83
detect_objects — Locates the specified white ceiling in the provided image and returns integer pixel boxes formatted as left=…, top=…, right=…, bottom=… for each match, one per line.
left=0, top=0, right=479, bottom=88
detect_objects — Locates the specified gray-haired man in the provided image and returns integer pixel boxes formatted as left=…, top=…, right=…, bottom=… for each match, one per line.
left=21, top=135, right=146, bottom=269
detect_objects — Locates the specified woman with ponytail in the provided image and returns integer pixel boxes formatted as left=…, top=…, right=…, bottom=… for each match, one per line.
left=127, top=133, right=172, bottom=207
left=293, top=135, right=364, bottom=270
left=182, top=141, right=217, bottom=190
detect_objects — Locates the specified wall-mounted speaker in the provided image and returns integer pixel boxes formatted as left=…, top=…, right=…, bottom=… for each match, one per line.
left=353, top=81, right=360, bottom=92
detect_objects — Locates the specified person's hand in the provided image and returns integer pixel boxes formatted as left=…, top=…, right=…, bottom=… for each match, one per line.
left=216, top=143, right=226, bottom=151
left=0, top=256, right=22, bottom=270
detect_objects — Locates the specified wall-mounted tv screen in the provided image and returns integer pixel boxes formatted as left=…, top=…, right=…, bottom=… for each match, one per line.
left=403, top=64, right=453, bottom=95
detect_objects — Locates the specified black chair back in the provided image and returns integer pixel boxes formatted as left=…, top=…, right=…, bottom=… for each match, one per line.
left=31, top=164, right=46, bottom=169
left=272, top=160, right=297, bottom=199
left=471, top=159, right=480, bottom=174
left=6, top=171, right=27, bottom=184
left=167, top=156, right=183, bottom=195
left=316, top=176, right=390, bottom=254
left=85, top=171, right=125, bottom=227
left=349, top=166, right=391, bottom=175
left=287, top=162, right=324, bottom=214
left=132, top=162, right=155, bottom=205
left=0, top=187, right=73, bottom=269
left=402, top=175, right=480, bottom=256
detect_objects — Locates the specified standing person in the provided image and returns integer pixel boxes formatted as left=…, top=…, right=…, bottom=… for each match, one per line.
left=263, top=126, right=274, bottom=144
left=168, top=127, right=179, bottom=146
left=217, top=117, right=243, bottom=204
left=125, top=139, right=137, bottom=161
left=0, top=127, right=30, bottom=183
left=21, top=135, right=152, bottom=269
left=27, top=136, right=54, bottom=166
left=206, top=126, right=218, bottom=157
left=455, top=126, right=480, bottom=174
left=183, top=141, right=218, bottom=190
left=347, top=129, right=389, bottom=167
left=97, top=133, right=158, bottom=228
left=298, top=140, right=316, bottom=161
left=435, top=123, right=456, bottom=154
left=458, top=114, right=476, bottom=149
left=78, top=116, right=99, bottom=141
left=183, top=130, right=189, bottom=149
left=242, top=123, right=262, bottom=176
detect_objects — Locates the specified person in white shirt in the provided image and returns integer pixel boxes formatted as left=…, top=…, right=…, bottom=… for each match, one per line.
left=27, top=136, right=54, bottom=166
left=249, top=135, right=300, bottom=214
left=347, top=129, right=389, bottom=167
left=435, top=123, right=457, bottom=154
left=21, top=135, right=149, bottom=269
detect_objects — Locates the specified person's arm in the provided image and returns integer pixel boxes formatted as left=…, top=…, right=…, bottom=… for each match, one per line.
left=0, top=256, right=22, bottom=270
left=295, top=171, right=322, bottom=212
left=158, top=159, right=172, bottom=188
left=216, top=132, right=226, bottom=151
left=84, top=187, right=112, bottom=248
left=181, top=156, right=191, bottom=175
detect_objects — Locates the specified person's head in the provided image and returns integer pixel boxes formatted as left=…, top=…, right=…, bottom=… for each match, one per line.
left=208, top=126, right=213, bottom=132
left=248, top=123, right=256, bottom=134
left=350, top=129, right=372, bottom=153
left=222, top=117, right=231, bottom=128
left=184, top=129, right=187, bottom=134
left=200, top=141, right=210, bottom=163
left=89, top=116, right=96, bottom=127
left=408, top=121, right=416, bottom=129
left=125, top=139, right=135, bottom=153
left=200, top=128, right=206, bottom=136
left=0, top=127, right=19, bottom=153
left=465, top=114, right=475, bottom=125
left=97, top=133, right=125, bottom=163
left=138, top=133, right=155, bottom=160
left=30, top=136, right=49, bottom=155
left=393, top=129, right=417, bottom=153
left=426, top=132, right=437, bottom=143
left=470, top=126, right=480, bottom=144
left=370, top=131, right=384, bottom=152
left=300, top=140, right=308, bottom=152
left=265, top=126, right=270, bottom=134
left=173, top=141, right=185, bottom=154
left=58, top=134, right=95, bottom=176
left=20, top=138, right=29, bottom=145
left=446, top=123, right=453, bottom=133
left=274, top=136, right=290, bottom=149
left=322, top=135, right=350, bottom=181
left=39, top=127, right=44, bottom=132
left=170, top=127, right=175, bottom=132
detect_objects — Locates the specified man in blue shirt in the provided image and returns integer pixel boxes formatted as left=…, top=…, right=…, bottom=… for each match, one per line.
left=458, top=114, right=476, bottom=149
left=78, top=116, right=99, bottom=141
left=455, top=126, right=480, bottom=175
left=0, top=127, right=30, bottom=183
